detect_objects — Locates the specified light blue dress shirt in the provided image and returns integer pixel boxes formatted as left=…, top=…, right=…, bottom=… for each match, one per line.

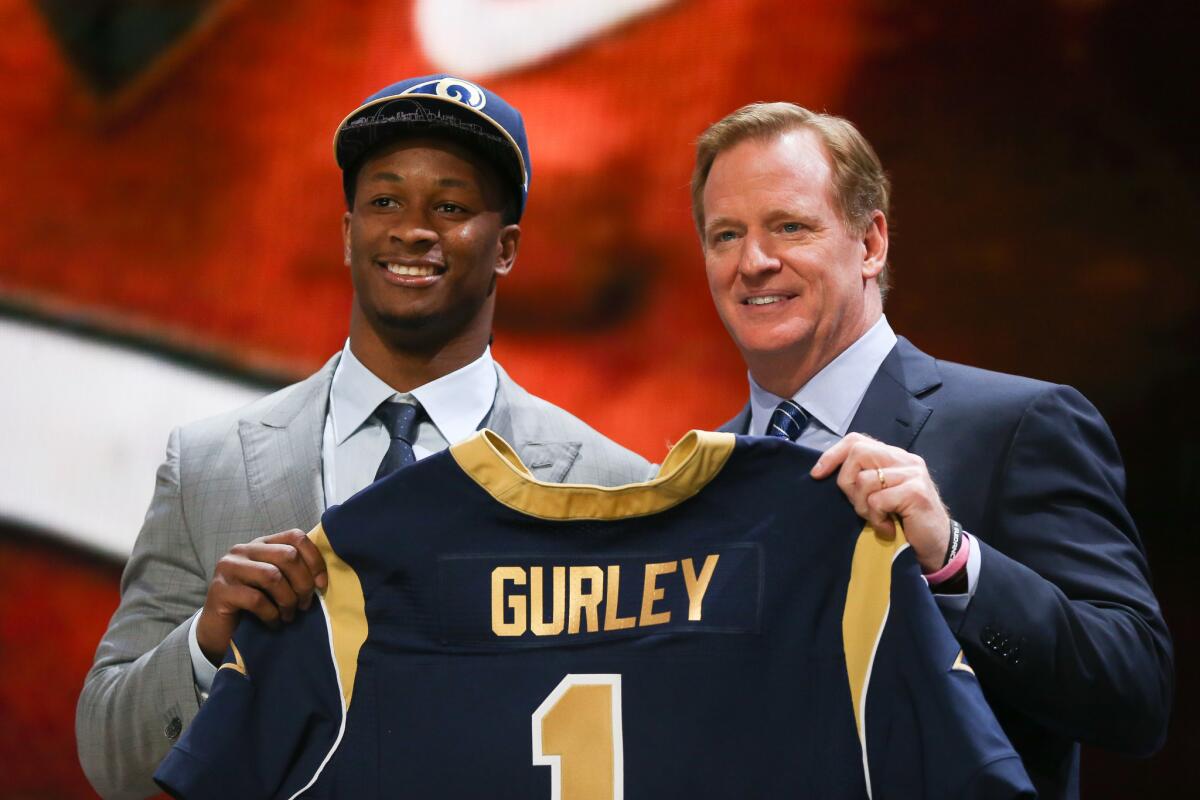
left=748, top=316, right=898, bottom=450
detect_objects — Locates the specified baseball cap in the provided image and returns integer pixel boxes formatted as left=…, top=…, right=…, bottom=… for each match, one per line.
left=334, top=74, right=531, bottom=219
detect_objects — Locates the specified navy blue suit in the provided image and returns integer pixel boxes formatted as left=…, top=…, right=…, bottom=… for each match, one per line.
left=721, top=337, right=1173, bottom=800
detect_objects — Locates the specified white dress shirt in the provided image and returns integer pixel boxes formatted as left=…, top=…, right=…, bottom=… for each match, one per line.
left=322, top=342, right=497, bottom=505
left=190, top=342, right=498, bottom=693
left=745, top=316, right=980, bottom=615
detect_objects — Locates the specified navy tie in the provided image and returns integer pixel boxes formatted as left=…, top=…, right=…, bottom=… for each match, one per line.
left=374, top=401, right=424, bottom=480
left=767, top=399, right=809, bottom=442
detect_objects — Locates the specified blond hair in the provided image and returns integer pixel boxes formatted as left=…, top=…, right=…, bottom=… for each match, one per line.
left=691, top=102, right=892, bottom=296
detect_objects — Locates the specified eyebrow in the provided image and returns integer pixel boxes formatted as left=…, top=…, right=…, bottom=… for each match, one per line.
left=368, top=170, right=403, bottom=184
left=704, top=216, right=741, bottom=235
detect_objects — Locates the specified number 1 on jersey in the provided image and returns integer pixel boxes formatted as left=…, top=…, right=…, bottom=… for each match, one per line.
left=532, top=674, right=624, bottom=800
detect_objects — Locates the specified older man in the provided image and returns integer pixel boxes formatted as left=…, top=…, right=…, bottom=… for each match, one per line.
left=76, top=74, right=653, bottom=799
left=693, top=102, right=1172, bottom=800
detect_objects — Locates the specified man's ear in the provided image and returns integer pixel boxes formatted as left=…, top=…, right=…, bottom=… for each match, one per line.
left=494, top=224, right=521, bottom=277
left=860, top=210, right=888, bottom=279
left=342, top=211, right=353, bottom=266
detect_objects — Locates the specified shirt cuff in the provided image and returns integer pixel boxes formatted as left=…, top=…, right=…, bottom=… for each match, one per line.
left=932, top=532, right=982, bottom=618
left=187, top=611, right=218, bottom=700
left=965, top=531, right=980, bottom=594
left=926, top=531, right=971, bottom=585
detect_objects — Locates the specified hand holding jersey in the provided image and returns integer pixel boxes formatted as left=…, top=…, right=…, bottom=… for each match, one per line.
left=196, top=530, right=329, bottom=664
left=812, top=433, right=951, bottom=574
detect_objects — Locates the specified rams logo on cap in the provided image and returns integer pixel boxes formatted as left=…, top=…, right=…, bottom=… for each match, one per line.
left=402, top=77, right=487, bottom=111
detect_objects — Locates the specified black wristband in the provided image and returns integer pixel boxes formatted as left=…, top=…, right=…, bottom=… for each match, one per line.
left=943, top=519, right=963, bottom=567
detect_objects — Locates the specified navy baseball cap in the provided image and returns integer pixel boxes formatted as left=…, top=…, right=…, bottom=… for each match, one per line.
left=334, top=74, right=531, bottom=219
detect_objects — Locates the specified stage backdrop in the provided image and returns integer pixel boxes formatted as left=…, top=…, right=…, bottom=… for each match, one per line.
left=0, top=0, right=1195, bottom=796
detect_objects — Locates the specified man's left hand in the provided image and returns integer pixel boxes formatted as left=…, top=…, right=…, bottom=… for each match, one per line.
left=810, top=433, right=951, bottom=573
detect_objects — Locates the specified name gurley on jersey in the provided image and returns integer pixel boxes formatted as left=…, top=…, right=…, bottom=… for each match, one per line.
left=491, top=554, right=721, bottom=637
left=439, top=542, right=761, bottom=644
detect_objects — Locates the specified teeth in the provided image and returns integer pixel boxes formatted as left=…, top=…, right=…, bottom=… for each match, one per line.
left=385, top=263, right=438, bottom=277
left=746, top=295, right=787, bottom=305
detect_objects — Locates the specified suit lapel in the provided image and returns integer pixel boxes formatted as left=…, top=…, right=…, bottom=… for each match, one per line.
left=487, top=364, right=581, bottom=482
left=720, top=338, right=940, bottom=448
left=719, top=403, right=752, bottom=434
left=481, top=370, right=514, bottom=442
left=239, top=356, right=338, bottom=535
left=848, top=337, right=939, bottom=451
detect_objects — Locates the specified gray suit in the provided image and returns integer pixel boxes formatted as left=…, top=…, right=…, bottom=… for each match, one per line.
left=76, top=355, right=654, bottom=799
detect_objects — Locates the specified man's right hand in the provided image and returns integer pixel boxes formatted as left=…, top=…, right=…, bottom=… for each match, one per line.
left=195, top=528, right=329, bottom=665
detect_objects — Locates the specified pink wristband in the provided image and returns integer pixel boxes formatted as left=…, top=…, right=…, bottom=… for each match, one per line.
left=925, top=532, right=971, bottom=585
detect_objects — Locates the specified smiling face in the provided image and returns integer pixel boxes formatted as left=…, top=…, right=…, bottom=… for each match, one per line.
left=701, top=128, right=887, bottom=396
left=343, top=137, right=519, bottom=359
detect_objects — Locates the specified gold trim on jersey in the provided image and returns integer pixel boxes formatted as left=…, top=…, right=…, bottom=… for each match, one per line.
left=309, top=523, right=368, bottom=710
left=449, top=429, right=736, bottom=520
left=952, top=649, right=976, bottom=676
left=842, top=518, right=910, bottom=795
left=217, top=639, right=247, bottom=676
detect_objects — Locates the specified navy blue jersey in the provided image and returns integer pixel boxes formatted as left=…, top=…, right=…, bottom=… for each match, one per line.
left=155, top=430, right=1033, bottom=799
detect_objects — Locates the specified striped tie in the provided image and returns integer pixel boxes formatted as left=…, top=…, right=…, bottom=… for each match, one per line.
left=767, top=399, right=809, bottom=442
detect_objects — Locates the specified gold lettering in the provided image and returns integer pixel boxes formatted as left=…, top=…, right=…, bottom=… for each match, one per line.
left=682, top=554, right=720, bottom=621
left=640, top=561, right=677, bottom=627
left=494, top=557, right=720, bottom=638
left=568, top=566, right=605, bottom=634
left=603, top=566, right=636, bottom=631
left=492, top=567, right=527, bottom=637
left=530, top=566, right=566, bottom=636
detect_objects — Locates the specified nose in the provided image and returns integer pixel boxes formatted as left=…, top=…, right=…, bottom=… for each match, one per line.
left=738, top=232, right=780, bottom=278
left=389, top=205, right=438, bottom=250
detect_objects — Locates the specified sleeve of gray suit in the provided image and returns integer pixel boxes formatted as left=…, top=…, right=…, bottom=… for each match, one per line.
left=76, top=428, right=209, bottom=800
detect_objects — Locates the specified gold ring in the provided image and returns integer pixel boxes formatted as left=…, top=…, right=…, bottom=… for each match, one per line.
left=876, top=467, right=887, bottom=489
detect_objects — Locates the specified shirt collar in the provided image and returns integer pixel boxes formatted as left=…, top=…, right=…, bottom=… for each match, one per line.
left=749, top=315, right=898, bottom=437
left=329, top=341, right=497, bottom=446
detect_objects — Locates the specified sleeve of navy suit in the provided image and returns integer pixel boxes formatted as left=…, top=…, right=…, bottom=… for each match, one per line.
left=950, top=385, right=1173, bottom=755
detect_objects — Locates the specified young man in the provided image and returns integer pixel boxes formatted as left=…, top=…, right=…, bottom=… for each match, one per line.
left=693, top=101, right=1171, bottom=800
left=77, top=75, right=652, bottom=799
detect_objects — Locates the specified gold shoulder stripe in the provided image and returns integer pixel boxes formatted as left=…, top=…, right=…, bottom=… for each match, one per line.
left=217, top=639, right=246, bottom=676
left=308, top=523, right=368, bottom=710
left=449, top=429, right=736, bottom=520
left=842, top=520, right=909, bottom=757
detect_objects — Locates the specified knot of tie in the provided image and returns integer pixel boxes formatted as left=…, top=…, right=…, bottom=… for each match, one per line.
left=373, top=401, right=424, bottom=480
left=767, top=399, right=809, bottom=442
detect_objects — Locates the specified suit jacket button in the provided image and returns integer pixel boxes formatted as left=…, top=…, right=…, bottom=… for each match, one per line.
left=982, top=625, right=997, bottom=648
left=165, top=717, right=182, bottom=740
